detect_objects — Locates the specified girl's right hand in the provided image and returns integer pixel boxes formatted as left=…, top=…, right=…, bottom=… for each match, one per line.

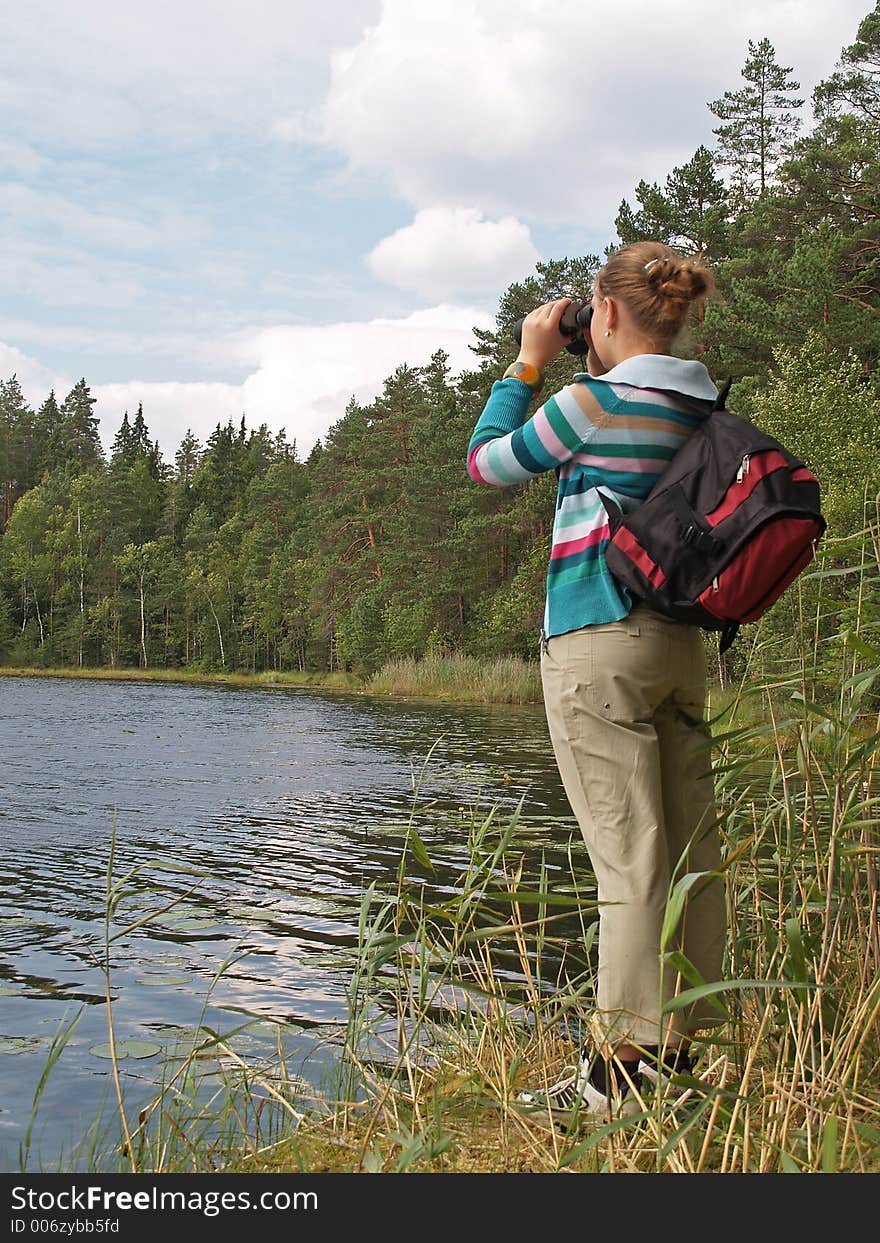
left=516, top=298, right=573, bottom=371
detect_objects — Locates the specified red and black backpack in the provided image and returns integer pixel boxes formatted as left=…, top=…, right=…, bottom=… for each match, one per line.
left=602, top=381, right=827, bottom=653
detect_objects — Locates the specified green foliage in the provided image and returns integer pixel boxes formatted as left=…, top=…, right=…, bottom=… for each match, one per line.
left=615, top=146, right=729, bottom=259
left=709, top=37, right=804, bottom=202
left=751, top=332, right=879, bottom=536
left=813, top=1, right=880, bottom=122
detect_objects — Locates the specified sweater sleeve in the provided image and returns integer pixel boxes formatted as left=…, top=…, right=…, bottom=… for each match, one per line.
left=467, top=376, right=608, bottom=486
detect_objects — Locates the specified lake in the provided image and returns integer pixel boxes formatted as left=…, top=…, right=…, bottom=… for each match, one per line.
left=0, top=674, right=585, bottom=1171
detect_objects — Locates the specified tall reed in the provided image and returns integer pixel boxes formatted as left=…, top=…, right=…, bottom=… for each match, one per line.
left=274, top=515, right=880, bottom=1173
left=367, top=651, right=541, bottom=704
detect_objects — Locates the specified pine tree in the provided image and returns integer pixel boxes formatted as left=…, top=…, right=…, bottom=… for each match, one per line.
left=131, top=403, right=152, bottom=459
left=663, top=147, right=730, bottom=258
left=56, top=380, right=104, bottom=472
left=191, top=420, right=247, bottom=524
left=705, top=14, right=880, bottom=382
left=616, top=146, right=729, bottom=258
left=0, top=375, right=34, bottom=530
left=615, top=180, right=674, bottom=248
left=175, top=431, right=202, bottom=486
left=159, top=430, right=202, bottom=544
left=110, top=411, right=135, bottom=467
left=709, top=37, right=804, bottom=202
left=813, top=2, right=879, bottom=122
left=32, top=390, right=62, bottom=479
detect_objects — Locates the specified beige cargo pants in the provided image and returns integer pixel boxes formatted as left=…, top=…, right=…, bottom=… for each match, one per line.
left=540, top=604, right=727, bottom=1047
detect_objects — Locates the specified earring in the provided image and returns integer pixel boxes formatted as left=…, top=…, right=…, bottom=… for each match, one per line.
left=604, top=330, right=611, bottom=337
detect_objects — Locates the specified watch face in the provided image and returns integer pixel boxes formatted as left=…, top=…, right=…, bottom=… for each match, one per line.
left=505, top=361, right=541, bottom=388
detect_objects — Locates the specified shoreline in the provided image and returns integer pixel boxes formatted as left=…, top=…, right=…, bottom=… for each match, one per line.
left=0, top=662, right=546, bottom=707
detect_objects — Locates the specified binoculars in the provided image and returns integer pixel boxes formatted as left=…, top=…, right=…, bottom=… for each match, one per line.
left=512, top=302, right=593, bottom=355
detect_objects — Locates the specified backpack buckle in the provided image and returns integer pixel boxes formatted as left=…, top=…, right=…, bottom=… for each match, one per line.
left=683, top=523, right=720, bottom=554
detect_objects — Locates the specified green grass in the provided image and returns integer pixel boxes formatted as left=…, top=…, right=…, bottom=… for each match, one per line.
left=0, top=664, right=365, bottom=692
left=0, top=651, right=544, bottom=704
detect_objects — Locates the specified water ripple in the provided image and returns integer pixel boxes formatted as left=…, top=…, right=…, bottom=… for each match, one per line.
left=0, top=675, right=583, bottom=1169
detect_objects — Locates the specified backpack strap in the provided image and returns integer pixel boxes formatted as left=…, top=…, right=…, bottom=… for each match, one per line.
left=719, top=621, right=739, bottom=654
left=714, top=377, right=733, bottom=409
left=667, top=486, right=722, bottom=555
left=598, top=488, right=625, bottom=533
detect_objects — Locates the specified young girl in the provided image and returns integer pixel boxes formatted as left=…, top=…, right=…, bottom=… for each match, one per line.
left=467, top=241, right=727, bottom=1118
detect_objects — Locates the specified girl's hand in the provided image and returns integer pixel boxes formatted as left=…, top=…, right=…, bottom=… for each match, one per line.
left=516, top=298, right=572, bottom=371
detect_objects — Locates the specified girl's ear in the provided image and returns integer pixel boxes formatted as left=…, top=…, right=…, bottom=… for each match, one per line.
left=603, top=296, right=618, bottom=332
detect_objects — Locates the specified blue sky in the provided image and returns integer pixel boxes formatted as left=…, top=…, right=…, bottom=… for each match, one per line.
left=0, top=0, right=870, bottom=462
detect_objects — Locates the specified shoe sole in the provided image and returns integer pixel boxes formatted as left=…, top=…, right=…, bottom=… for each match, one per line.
left=516, top=1088, right=642, bottom=1123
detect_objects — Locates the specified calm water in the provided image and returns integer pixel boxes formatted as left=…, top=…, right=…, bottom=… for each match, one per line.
left=0, top=675, right=585, bottom=1170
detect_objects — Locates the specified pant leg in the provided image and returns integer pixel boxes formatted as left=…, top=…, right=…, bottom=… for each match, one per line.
left=541, top=613, right=728, bottom=1046
left=655, top=626, right=727, bottom=1035
left=541, top=616, right=686, bottom=1046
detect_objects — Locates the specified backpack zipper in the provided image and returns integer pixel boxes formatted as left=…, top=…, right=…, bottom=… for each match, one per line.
left=735, top=454, right=751, bottom=483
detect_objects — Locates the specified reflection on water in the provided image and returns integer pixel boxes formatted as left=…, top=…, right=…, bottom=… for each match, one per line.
left=0, top=676, right=586, bottom=1170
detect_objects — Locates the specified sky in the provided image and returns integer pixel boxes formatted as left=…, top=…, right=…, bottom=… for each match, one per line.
left=0, top=0, right=870, bottom=463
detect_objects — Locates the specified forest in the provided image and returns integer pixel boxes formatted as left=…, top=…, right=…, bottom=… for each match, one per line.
left=1, top=9, right=878, bottom=685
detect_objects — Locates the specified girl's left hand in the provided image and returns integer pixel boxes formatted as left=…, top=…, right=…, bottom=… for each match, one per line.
left=516, top=298, right=572, bottom=371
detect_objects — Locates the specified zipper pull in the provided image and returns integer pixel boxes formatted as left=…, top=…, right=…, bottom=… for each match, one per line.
left=712, top=577, right=719, bottom=592
left=736, top=454, right=751, bottom=484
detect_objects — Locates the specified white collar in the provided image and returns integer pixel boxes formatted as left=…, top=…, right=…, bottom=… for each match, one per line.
left=573, top=354, right=718, bottom=402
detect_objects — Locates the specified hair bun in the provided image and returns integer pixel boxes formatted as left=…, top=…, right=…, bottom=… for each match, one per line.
left=649, top=256, right=711, bottom=306
left=643, top=256, right=671, bottom=287
left=597, top=241, right=716, bottom=344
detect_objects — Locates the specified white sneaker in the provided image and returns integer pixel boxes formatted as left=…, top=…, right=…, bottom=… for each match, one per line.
left=517, top=1048, right=642, bottom=1120
left=638, top=1049, right=696, bottom=1099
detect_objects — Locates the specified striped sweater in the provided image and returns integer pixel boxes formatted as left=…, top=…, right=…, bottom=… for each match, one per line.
left=467, top=354, right=718, bottom=637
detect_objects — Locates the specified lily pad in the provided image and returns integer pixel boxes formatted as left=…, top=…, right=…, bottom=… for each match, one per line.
left=90, top=1039, right=161, bottom=1060
left=226, top=906, right=269, bottom=922
left=163, top=905, right=214, bottom=920
left=146, top=1023, right=193, bottom=1040
left=0, top=1036, right=46, bottom=1055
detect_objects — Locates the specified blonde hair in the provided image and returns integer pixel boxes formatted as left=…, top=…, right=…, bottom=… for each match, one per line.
left=595, top=241, right=715, bottom=345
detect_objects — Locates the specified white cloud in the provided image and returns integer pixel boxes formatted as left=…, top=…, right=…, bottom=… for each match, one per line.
left=0, top=0, right=380, bottom=147
left=0, top=184, right=178, bottom=252
left=366, top=206, right=539, bottom=299
left=0, top=342, right=65, bottom=400
left=0, top=139, right=46, bottom=176
left=86, top=305, right=493, bottom=462
left=237, top=304, right=492, bottom=452
left=309, top=0, right=870, bottom=227
left=0, top=320, right=219, bottom=365
left=0, top=238, right=148, bottom=309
